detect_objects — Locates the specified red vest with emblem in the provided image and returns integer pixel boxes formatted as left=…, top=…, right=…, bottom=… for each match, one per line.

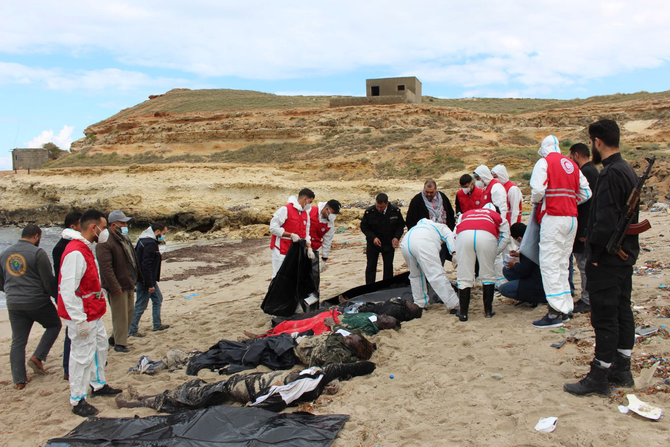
left=537, top=153, right=580, bottom=223
left=456, top=187, right=483, bottom=213
left=503, top=181, right=523, bottom=224
left=270, top=203, right=308, bottom=255
left=481, top=179, right=502, bottom=206
left=308, top=206, right=331, bottom=251
left=456, top=208, right=502, bottom=239
left=57, top=240, right=106, bottom=322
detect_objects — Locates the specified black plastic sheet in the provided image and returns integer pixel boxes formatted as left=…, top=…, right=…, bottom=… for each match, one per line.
left=262, top=240, right=317, bottom=317
left=46, top=406, right=349, bottom=447
left=322, top=272, right=411, bottom=306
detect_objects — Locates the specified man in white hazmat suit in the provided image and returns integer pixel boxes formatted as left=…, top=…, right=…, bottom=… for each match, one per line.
left=530, top=135, right=591, bottom=328
left=57, top=209, right=121, bottom=417
left=269, top=188, right=315, bottom=278
left=473, top=165, right=508, bottom=219
left=454, top=203, right=510, bottom=321
left=399, top=218, right=459, bottom=310
left=491, top=164, right=523, bottom=287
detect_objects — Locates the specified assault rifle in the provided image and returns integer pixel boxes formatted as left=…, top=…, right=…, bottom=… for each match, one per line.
left=606, top=156, right=656, bottom=260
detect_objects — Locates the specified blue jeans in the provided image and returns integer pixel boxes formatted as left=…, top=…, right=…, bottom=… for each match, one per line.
left=499, top=266, right=521, bottom=299
left=129, top=283, right=163, bottom=334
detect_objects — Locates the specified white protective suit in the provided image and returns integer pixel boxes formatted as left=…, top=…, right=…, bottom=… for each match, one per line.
left=455, top=204, right=510, bottom=289
left=490, top=164, right=523, bottom=286
left=530, top=135, right=592, bottom=314
left=269, top=196, right=312, bottom=277
left=474, top=165, right=508, bottom=218
left=59, top=229, right=109, bottom=406
left=399, top=218, right=459, bottom=309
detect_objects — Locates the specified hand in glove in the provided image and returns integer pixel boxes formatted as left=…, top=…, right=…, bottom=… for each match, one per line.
left=307, top=249, right=315, bottom=260
left=320, top=260, right=327, bottom=273
left=76, top=320, right=91, bottom=339
left=290, top=233, right=300, bottom=243
left=451, top=253, right=458, bottom=270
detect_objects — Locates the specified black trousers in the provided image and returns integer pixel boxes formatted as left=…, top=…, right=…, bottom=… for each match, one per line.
left=586, top=263, right=635, bottom=364
left=365, top=245, right=395, bottom=285
left=8, top=303, right=62, bottom=384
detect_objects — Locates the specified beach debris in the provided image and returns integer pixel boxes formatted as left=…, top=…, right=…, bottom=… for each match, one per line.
left=184, top=293, right=198, bottom=300
left=491, top=373, right=503, bottom=380
left=635, top=361, right=661, bottom=389
left=389, top=375, right=394, bottom=379
left=534, top=417, right=558, bottom=433
left=622, top=394, right=663, bottom=420
left=636, top=326, right=659, bottom=337
left=551, top=340, right=567, bottom=349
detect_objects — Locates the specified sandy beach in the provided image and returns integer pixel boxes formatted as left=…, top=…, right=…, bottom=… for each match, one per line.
left=0, top=210, right=668, bottom=447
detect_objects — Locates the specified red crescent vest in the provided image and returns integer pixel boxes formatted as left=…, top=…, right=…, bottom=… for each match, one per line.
left=456, top=208, right=502, bottom=239
left=456, top=187, right=483, bottom=213
left=537, top=153, right=580, bottom=223
left=57, top=240, right=106, bottom=322
left=270, top=203, right=308, bottom=255
left=482, top=179, right=502, bottom=206
left=308, top=206, right=331, bottom=251
left=503, top=181, right=523, bottom=224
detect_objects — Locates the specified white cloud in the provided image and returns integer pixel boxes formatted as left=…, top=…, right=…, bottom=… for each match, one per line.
left=0, top=154, right=11, bottom=171
left=0, top=63, right=192, bottom=92
left=27, top=125, right=75, bottom=150
left=0, top=1, right=669, bottom=94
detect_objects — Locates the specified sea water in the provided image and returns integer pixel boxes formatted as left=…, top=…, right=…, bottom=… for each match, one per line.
left=0, top=226, right=63, bottom=310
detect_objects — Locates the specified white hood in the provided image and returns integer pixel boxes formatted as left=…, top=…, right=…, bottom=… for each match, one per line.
left=138, top=226, right=156, bottom=240
left=61, top=228, right=92, bottom=246
left=538, top=135, right=561, bottom=158
left=288, top=195, right=311, bottom=212
left=491, top=164, right=509, bottom=184
left=474, top=165, right=493, bottom=185
left=483, top=203, right=497, bottom=212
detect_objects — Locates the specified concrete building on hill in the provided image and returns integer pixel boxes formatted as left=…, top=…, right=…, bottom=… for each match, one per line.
left=330, top=76, right=422, bottom=107
left=11, top=148, right=49, bottom=172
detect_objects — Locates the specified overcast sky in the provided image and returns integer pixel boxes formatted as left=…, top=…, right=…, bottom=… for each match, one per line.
left=2, top=0, right=669, bottom=170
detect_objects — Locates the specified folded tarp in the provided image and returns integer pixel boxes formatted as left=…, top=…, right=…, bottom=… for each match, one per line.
left=262, top=240, right=317, bottom=317
left=186, top=333, right=298, bottom=376
left=46, top=406, right=349, bottom=447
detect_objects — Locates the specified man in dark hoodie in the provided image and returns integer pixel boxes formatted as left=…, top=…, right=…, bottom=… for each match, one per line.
left=129, top=222, right=169, bottom=337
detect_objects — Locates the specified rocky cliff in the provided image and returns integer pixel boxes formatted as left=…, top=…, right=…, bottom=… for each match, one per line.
left=1, top=88, right=669, bottom=237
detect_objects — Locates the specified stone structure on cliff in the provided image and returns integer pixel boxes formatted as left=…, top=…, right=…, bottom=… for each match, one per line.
left=330, top=76, right=422, bottom=107
left=11, top=148, right=49, bottom=171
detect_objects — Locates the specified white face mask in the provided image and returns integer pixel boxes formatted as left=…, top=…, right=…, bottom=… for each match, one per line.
left=475, top=180, right=485, bottom=189
left=461, top=187, right=471, bottom=194
left=328, top=213, right=336, bottom=223
left=96, top=227, right=110, bottom=244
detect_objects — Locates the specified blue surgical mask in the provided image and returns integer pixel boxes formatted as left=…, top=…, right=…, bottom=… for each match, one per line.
left=158, top=234, right=166, bottom=242
left=119, top=226, right=129, bottom=236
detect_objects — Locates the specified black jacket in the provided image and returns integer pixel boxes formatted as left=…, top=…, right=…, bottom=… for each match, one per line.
left=586, top=153, right=639, bottom=266
left=136, top=237, right=162, bottom=288
left=405, top=192, right=456, bottom=230
left=573, top=162, right=599, bottom=253
left=505, top=254, right=546, bottom=303
left=52, top=237, right=70, bottom=279
left=360, top=204, right=405, bottom=249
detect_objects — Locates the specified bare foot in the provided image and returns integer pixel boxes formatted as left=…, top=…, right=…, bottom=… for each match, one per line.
left=127, top=384, right=140, bottom=400
left=243, top=330, right=259, bottom=339
left=115, top=394, right=127, bottom=408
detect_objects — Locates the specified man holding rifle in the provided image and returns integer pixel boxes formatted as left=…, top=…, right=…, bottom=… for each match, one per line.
left=564, top=119, right=652, bottom=396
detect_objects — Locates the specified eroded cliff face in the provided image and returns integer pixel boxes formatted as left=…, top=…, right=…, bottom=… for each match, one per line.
left=2, top=91, right=669, bottom=237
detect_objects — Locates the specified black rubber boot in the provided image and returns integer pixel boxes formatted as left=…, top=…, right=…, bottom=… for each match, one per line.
left=564, top=361, right=611, bottom=396
left=322, top=361, right=376, bottom=383
left=483, top=284, right=495, bottom=318
left=608, top=353, right=634, bottom=387
left=457, top=288, right=471, bottom=322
